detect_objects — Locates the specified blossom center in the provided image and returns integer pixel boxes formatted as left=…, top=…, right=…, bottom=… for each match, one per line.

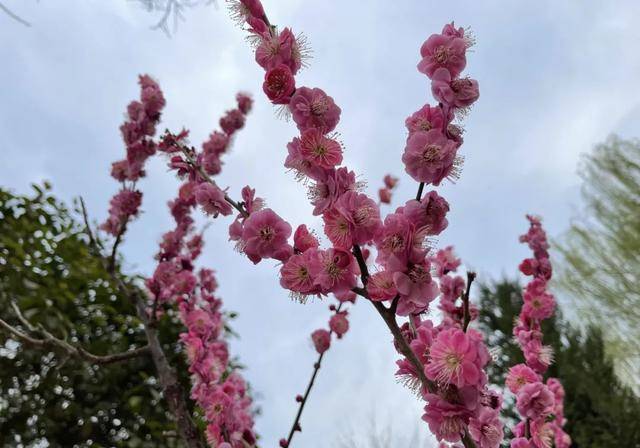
left=421, top=144, right=441, bottom=163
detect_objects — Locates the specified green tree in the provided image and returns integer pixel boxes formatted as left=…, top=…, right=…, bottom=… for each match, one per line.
left=0, top=184, right=192, bottom=447
left=555, top=135, right=640, bottom=385
left=478, top=279, right=640, bottom=448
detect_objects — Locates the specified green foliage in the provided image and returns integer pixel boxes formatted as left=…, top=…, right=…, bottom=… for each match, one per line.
left=478, top=279, right=640, bottom=448
left=0, top=184, right=188, bottom=447
left=555, top=135, right=640, bottom=384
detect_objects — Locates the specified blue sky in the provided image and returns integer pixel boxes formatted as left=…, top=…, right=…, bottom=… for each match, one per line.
left=2, top=1, right=640, bottom=446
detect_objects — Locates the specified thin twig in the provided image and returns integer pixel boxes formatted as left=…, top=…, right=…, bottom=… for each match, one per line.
left=415, top=182, right=425, bottom=201
left=0, top=2, right=31, bottom=27
left=179, top=145, right=249, bottom=218
left=285, top=303, right=344, bottom=445
left=462, top=271, right=476, bottom=332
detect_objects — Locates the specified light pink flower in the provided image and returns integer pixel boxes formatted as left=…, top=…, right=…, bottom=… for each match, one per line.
left=431, top=68, right=480, bottom=108
left=323, top=191, right=381, bottom=249
left=279, top=249, right=321, bottom=296
left=367, top=270, right=398, bottom=301
left=308, top=167, right=357, bottom=215
left=515, top=382, right=555, bottom=420
left=405, top=104, right=446, bottom=134
left=418, top=33, right=467, bottom=78
left=374, top=212, right=425, bottom=271
left=431, top=246, right=462, bottom=276
left=289, top=87, right=341, bottom=133
left=255, top=28, right=301, bottom=74
left=400, top=190, right=450, bottom=235
left=241, top=208, right=293, bottom=264
left=393, top=261, right=439, bottom=315
left=311, top=329, right=331, bottom=354
left=263, top=64, right=296, bottom=104
left=468, top=407, right=504, bottom=448
left=425, top=328, right=482, bottom=387
left=309, top=248, right=358, bottom=295
left=195, top=183, right=233, bottom=218
left=523, top=340, right=554, bottom=373
left=299, top=128, right=343, bottom=169
left=402, top=129, right=458, bottom=185
left=293, top=224, right=319, bottom=253
left=530, top=419, right=554, bottom=448
left=522, top=290, right=555, bottom=320
left=506, top=364, right=540, bottom=394
left=422, top=393, right=470, bottom=443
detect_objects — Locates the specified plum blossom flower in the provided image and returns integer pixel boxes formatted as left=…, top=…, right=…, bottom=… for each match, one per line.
left=510, top=438, right=532, bottom=448
left=405, top=103, right=446, bottom=135
left=515, top=382, right=555, bottom=420
left=289, top=87, right=341, bottom=133
left=293, top=224, right=319, bottom=253
left=422, top=394, right=470, bottom=443
left=255, top=28, right=302, bottom=74
left=263, top=64, right=296, bottom=104
left=378, top=188, right=392, bottom=204
left=402, top=129, right=458, bottom=185
left=393, top=261, right=439, bottom=315
left=299, top=128, right=343, bottom=169
left=506, top=364, right=540, bottom=394
left=195, top=183, right=233, bottom=218
left=418, top=33, right=467, bottom=78
left=323, top=191, right=381, bottom=249
left=431, top=68, right=480, bottom=109
left=279, top=249, right=321, bottom=296
left=307, top=167, right=358, bottom=215
left=329, top=312, right=349, bottom=338
left=367, top=270, right=398, bottom=301
left=522, top=290, right=556, bottom=320
left=309, top=248, right=358, bottom=295
left=468, top=407, right=504, bottom=448
left=425, top=328, right=483, bottom=387
left=241, top=208, right=293, bottom=264
left=311, top=329, right=331, bottom=354
left=400, top=190, right=450, bottom=235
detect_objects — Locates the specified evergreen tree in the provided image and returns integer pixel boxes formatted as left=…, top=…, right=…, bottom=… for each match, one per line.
left=478, top=279, right=640, bottom=448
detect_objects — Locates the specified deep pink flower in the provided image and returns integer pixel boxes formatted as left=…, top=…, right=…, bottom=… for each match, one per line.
left=431, top=68, right=479, bottom=108
left=241, top=185, right=264, bottom=214
left=383, top=174, right=399, bottom=189
left=289, top=87, right=341, bottom=133
left=422, top=393, right=470, bottom=443
left=468, top=407, right=504, bottom=448
left=195, top=183, right=233, bottom=218
left=329, top=312, right=349, bottom=338
left=516, top=382, right=555, bottom=420
left=506, top=364, right=540, bottom=394
left=418, top=33, right=467, bottom=78
left=256, top=28, right=302, bottom=75
left=309, top=248, right=358, bottom=295
left=202, top=131, right=230, bottom=157
left=378, top=188, right=392, bottom=204
left=139, top=74, right=166, bottom=118
left=236, top=92, right=253, bottom=114
left=425, top=328, right=482, bottom=387
left=311, top=329, right=331, bottom=354
left=239, top=0, right=264, bottom=18
left=402, top=129, right=458, bottom=185
left=393, top=261, right=439, bottom=315
left=367, top=270, right=398, bottom=301
left=299, top=128, right=343, bottom=169
left=263, top=64, right=296, bottom=104
left=220, top=109, right=246, bottom=135
left=241, top=208, right=293, bottom=264
left=405, top=104, right=446, bottom=135
left=323, top=191, right=381, bottom=249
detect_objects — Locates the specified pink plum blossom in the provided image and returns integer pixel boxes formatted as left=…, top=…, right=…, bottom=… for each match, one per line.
left=241, top=208, right=293, bottom=264
left=289, top=87, right=341, bottom=133
left=402, top=129, right=458, bottom=185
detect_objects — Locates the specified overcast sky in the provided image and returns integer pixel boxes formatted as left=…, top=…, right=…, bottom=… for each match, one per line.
left=2, top=1, right=640, bottom=446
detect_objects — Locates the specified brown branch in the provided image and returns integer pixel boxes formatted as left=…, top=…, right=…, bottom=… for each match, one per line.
left=81, top=205, right=206, bottom=448
left=1, top=304, right=150, bottom=365
left=462, top=271, right=476, bottom=332
left=285, top=302, right=344, bottom=446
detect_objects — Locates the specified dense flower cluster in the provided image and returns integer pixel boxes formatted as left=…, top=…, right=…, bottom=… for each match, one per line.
left=104, top=78, right=258, bottom=448
left=223, top=4, right=501, bottom=446
left=101, top=75, right=165, bottom=234
left=506, top=216, right=570, bottom=448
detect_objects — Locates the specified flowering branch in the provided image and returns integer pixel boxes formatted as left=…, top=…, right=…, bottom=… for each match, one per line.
left=0, top=302, right=150, bottom=365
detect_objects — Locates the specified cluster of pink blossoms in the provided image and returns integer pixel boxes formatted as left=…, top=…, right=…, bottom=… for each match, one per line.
left=224, top=4, right=501, bottom=447
left=104, top=77, right=257, bottom=448
left=506, top=216, right=570, bottom=448
left=102, top=75, right=166, bottom=234
left=378, top=174, right=399, bottom=204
